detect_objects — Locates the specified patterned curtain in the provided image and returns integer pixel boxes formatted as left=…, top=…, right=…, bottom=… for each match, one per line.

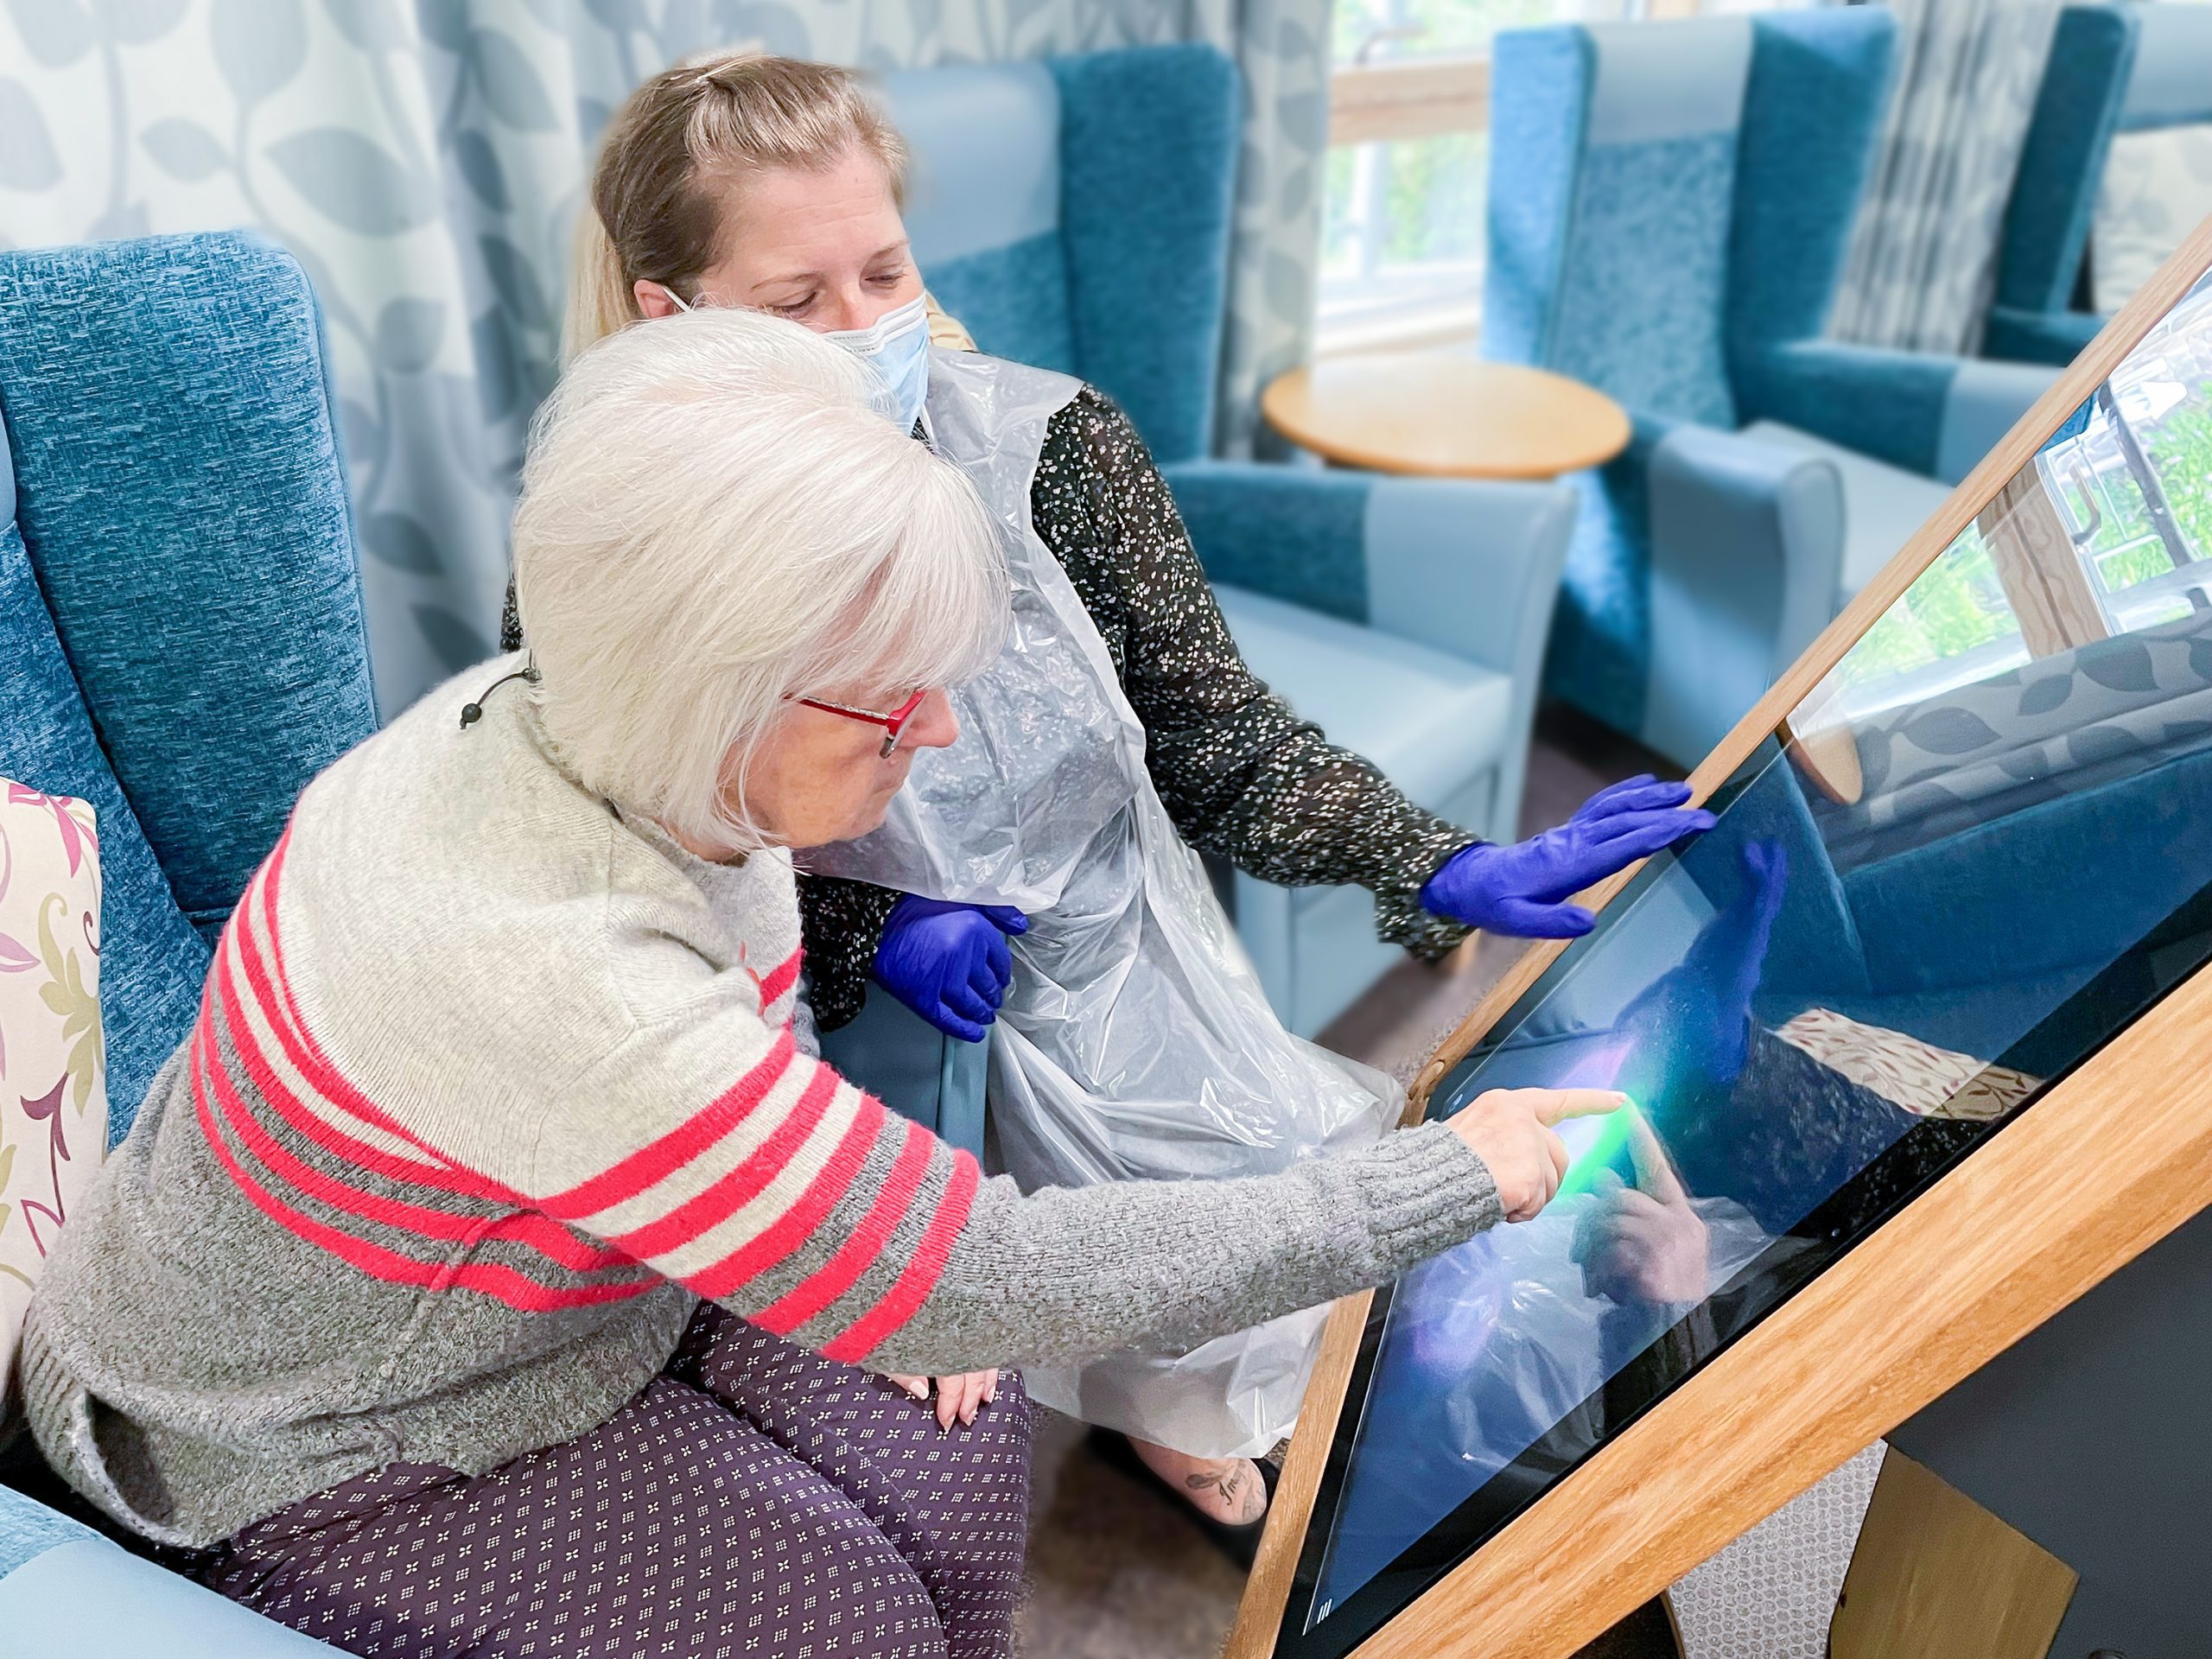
left=1829, top=0, right=2062, bottom=355
left=0, top=0, right=1332, bottom=711
left=1195, top=0, right=1333, bottom=458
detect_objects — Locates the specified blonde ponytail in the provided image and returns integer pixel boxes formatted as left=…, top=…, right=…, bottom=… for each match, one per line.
left=564, top=203, right=641, bottom=360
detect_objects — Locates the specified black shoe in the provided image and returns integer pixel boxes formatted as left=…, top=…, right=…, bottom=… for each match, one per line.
left=1085, top=1427, right=1281, bottom=1570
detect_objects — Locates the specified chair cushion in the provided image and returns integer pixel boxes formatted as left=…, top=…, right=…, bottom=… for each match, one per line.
left=1211, top=583, right=1514, bottom=818
left=2093, top=122, right=2212, bottom=315
left=1491, top=21, right=1754, bottom=430
left=1740, top=420, right=1955, bottom=605
left=0, top=1481, right=98, bottom=1582
left=0, top=524, right=207, bottom=1137
left=0, top=1532, right=342, bottom=1655
left=1049, top=44, right=1237, bottom=466
left=887, top=61, right=1078, bottom=378
left=0, top=781, right=109, bottom=1424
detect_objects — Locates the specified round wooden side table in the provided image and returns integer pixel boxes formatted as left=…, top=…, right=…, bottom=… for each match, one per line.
left=1262, top=350, right=1631, bottom=480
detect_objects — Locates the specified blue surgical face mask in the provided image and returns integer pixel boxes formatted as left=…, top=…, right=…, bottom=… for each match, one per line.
left=658, top=286, right=933, bottom=435
left=820, top=294, right=932, bottom=435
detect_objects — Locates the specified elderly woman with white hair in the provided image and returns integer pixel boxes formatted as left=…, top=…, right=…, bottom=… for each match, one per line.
left=23, top=308, right=1617, bottom=1659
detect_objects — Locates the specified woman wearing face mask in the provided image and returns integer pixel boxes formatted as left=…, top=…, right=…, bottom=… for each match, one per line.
left=504, top=50, right=1711, bottom=1548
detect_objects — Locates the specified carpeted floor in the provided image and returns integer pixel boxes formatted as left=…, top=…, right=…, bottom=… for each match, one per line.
left=1013, top=703, right=1878, bottom=1659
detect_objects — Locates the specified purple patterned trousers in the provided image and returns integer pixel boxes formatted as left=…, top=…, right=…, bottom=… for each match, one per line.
left=196, top=1308, right=1032, bottom=1659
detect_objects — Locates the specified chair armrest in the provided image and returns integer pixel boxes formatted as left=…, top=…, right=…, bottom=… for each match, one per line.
left=0, top=1527, right=340, bottom=1656
left=1928, top=356, right=2062, bottom=485
left=1165, top=457, right=1574, bottom=843
left=1643, top=424, right=1847, bottom=766
left=1163, top=460, right=1576, bottom=670
left=1982, top=305, right=2105, bottom=370
left=1738, top=340, right=2057, bottom=486
left=1160, top=458, right=1373, bottom=623
left=0, top=1478, right=99, bottom=1579
left=1363, top=474, right=1574, bottom=845
left=1735, top=340, right=1958, bottom=475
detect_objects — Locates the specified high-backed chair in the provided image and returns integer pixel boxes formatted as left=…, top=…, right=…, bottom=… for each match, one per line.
left=1484, top=10, right=2057, bottom=767
left=0, top=233, right=374, bottom=1650
left=883, top=46, right=1578, bottom=1036
left=1990, top=3, right=2212, bottom=366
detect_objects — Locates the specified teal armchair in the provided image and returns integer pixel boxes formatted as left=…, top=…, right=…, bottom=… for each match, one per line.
left=1990, top=3, right=2212, bottom=367
left=1484, top=10, right=2057, bottom=767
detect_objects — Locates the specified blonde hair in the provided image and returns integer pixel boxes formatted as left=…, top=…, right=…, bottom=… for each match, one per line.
left=565, top=50, right=908, bottom=358
left=513, top=307, right=1007, bottom=856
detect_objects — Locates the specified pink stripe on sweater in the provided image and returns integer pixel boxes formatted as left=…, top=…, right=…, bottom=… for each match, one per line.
left=239, top=840, right=512, bottom=1199
left=603, top=1062, right=842, bottom=1262
left=749, top=1114, right=933, bottom=1338
left=756, top=946, right=803, bottom=1011
left=821, top=1148, right=981, bottom=1364
left=683, top=1091, right=888, bottom=1302
left=192, top=1025, right=647, bottom=1313
left=220, top=880, right=628, bottom=1274
left=542, top=1027, right=801, bottom=1221
left=204, top=996, right=635, bottom=1284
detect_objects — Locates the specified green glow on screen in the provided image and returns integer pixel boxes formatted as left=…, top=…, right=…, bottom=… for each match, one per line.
left=1555, top=1096, right=1643, bottom=1198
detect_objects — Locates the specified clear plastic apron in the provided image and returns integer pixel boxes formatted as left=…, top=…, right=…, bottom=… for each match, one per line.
left=810, top=352, right=1400, bottom=1457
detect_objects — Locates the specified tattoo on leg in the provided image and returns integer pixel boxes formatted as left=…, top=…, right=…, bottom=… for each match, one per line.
left=1185, top=1461, right=1267, bottom=1523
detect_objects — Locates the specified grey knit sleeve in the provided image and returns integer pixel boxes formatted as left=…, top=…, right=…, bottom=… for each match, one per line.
left=859, top=1122, right=1501, bottom=1376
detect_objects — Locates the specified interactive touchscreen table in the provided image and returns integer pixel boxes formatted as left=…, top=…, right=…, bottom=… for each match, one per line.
left=1228, top=219, right=2212, bottom=1659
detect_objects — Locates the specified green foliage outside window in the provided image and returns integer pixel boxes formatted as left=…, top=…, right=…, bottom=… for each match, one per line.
left=2146, top=390, right=2212, bottom=566
left=1839, top=526, right=2020, bottom=690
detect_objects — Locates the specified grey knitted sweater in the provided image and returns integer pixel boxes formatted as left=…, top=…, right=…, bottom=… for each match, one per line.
left=22, top=666, right=1502, bottom=1548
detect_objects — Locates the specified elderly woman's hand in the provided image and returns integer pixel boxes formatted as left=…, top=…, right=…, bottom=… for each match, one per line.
left=873, top=895, right=1029, bottom=1041
left=1447, top=1088, right=1626, bottom=1223
left=883, top=1369, right=1000, bottom=1430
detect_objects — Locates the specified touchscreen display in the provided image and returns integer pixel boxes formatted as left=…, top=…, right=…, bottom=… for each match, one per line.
left=1277, top=268, right=2212, bottom=1658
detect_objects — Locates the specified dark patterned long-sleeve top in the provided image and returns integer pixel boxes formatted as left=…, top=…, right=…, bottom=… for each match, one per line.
left=503, top=385, right=1481, bottom=1031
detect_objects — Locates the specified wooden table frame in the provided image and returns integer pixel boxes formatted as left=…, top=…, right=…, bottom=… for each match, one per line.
left=1229, top=214, right=2212, bottom=1659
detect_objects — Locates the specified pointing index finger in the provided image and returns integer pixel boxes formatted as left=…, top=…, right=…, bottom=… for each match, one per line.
left=1539, top=1089, right=1629, bottom=1127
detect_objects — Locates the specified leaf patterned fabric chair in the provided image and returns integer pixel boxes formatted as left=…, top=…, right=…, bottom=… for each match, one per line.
left=0, top=231, right=372, bottom=1656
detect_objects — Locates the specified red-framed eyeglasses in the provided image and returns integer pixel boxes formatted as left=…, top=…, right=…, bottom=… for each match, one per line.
left=794, top=688, right=930, bottom=757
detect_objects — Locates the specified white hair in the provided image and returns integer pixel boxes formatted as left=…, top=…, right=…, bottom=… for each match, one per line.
left=512, top=307, right=1007, bottom=855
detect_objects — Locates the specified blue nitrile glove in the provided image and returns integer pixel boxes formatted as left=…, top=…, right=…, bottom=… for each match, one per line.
left=872, top=896, right=1030, bottom=1043
left=1420, top=775, right=1717, bottom=938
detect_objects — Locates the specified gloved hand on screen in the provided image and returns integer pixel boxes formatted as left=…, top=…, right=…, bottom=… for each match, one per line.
left=1420, top=775, right=1716, bottom=938
left=872, top=896, right=1029, bottom=1043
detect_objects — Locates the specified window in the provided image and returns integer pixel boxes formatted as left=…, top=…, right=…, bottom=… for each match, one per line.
left=1823, top=273, right=2212, bottom=721
left=1831, top=523, right=2030, bottom=719
left=2036, top=280, right=2212, bottom=633
left=1318, top=0, right=1816, bottom=354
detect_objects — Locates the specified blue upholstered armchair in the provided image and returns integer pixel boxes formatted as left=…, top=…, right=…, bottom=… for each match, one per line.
left=879, top=45, right=1577, bottom=1037
left=1990, top=3, right=2212, bottom=367
left=0, top=234, right=370, bottom=1650
left=1485, top=10, right=2057, bottom=767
